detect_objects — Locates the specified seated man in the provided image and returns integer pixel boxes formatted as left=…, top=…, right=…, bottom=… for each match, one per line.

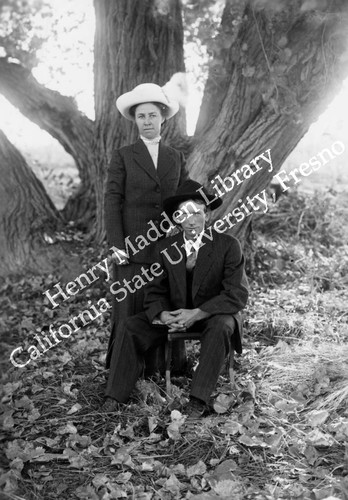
left=103, top=180, right=249, bottom=417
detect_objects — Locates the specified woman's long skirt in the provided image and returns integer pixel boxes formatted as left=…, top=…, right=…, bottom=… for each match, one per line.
left=105, top=262, right=149, bottom=369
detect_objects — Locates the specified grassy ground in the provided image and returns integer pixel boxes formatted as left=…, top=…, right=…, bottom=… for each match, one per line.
left=0, top=188, right=347, bottom=500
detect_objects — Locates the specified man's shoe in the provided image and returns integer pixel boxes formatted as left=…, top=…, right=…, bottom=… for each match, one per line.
left=184, top=397, right=208, bottom=419
left=101, top=397, right=121, bottom=412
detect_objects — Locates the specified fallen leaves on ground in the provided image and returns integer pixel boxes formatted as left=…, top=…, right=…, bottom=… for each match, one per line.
left=1, top=190, right=348, bottom=499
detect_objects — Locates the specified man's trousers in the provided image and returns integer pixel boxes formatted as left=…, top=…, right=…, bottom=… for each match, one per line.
left=105, top=312, right=236, bottom=404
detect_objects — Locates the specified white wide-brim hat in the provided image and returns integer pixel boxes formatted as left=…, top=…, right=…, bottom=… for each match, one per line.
left=116, top=83, right=179, bottom=121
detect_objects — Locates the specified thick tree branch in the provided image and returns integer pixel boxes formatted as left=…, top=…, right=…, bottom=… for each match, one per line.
left=189, top=0, right=348, bottom=240
left=197, top=1, right=348, bottom=141
left=0, top=58, right=94, bottom=184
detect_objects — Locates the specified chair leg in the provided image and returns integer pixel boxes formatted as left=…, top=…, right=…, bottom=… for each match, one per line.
left=165, top=339, right=172, bottom=396
left=228, top=336, right=235, bottom=389
left=228, top=337, right=235, bottom=389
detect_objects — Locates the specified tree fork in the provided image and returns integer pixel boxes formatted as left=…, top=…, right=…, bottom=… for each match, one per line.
left=0, top=58, right=95, bottom=226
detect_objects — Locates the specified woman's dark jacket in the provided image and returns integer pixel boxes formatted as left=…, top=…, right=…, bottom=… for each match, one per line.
left=104, top=138, right=189, bottom=264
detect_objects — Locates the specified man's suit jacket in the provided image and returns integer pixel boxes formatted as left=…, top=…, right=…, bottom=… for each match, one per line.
left=144, top=230, right=249, bottom=353
left=104, top=139, right=188, bottom=264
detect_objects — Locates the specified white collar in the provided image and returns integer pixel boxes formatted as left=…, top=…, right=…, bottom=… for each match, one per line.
left=183, top=231, right=204, bottom=255
left=140, top=135, right=161, bottom=145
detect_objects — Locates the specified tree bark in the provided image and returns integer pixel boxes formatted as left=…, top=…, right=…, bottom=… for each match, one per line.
left=0, top=58, right=95, bottom=225
left=1, top=0, right=348, bottom=246
left=93, top=0, right=188, bottom=242
left=0, top=129, right=61, bottom=276
left=191, top=0, right=348, bottom=240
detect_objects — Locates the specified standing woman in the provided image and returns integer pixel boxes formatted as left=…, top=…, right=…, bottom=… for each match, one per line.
left=104, top=83, right=189, bottom=380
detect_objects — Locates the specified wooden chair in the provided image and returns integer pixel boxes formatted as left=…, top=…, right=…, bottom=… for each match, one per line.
left=164, top=331, right=235, bottom=396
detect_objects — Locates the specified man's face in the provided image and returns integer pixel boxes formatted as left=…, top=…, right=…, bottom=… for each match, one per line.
left=178, top=200, right=209, bottom=240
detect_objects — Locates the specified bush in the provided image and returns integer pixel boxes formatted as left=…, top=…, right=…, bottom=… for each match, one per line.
left=245, top=188, right=348, bottom=290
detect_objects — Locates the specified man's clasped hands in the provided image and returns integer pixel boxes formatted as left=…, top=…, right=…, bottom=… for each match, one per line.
left=159, top=308, right=210, bottom=332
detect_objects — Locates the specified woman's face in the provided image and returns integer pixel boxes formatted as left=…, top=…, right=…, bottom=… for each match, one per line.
left=134, top=103, right=164, bottom=140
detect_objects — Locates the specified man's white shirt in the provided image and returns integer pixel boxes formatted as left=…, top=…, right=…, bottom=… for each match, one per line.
left=183, top=231, right=204, bottom=257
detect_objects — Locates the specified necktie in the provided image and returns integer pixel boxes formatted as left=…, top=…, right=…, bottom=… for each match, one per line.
left=186, top=248, right=197, bottom=271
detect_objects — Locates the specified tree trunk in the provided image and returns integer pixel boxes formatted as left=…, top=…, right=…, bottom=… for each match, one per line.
left=191, top=0, right=348, bottom=241
left=1, top=0, right=348, bottom=246
left=93, top=0, right=189, bottom=371
left=0, top=58, right=95, bottom=225
left=0, top=129, right=61, bottom=276
left=93, top=0, right=188, bottom=242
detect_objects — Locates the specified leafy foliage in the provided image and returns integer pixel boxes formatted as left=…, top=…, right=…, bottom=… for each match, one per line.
left=0, top=0, right=51, bottom=67
left=0, top=0, right=94, bottom=101
left=182, top=0, right=224, bottom=93
left=247, top=188, right=348, bottom=289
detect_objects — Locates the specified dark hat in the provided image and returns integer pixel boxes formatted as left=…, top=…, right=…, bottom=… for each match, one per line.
left=163, top=179, right=222, bottom=218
